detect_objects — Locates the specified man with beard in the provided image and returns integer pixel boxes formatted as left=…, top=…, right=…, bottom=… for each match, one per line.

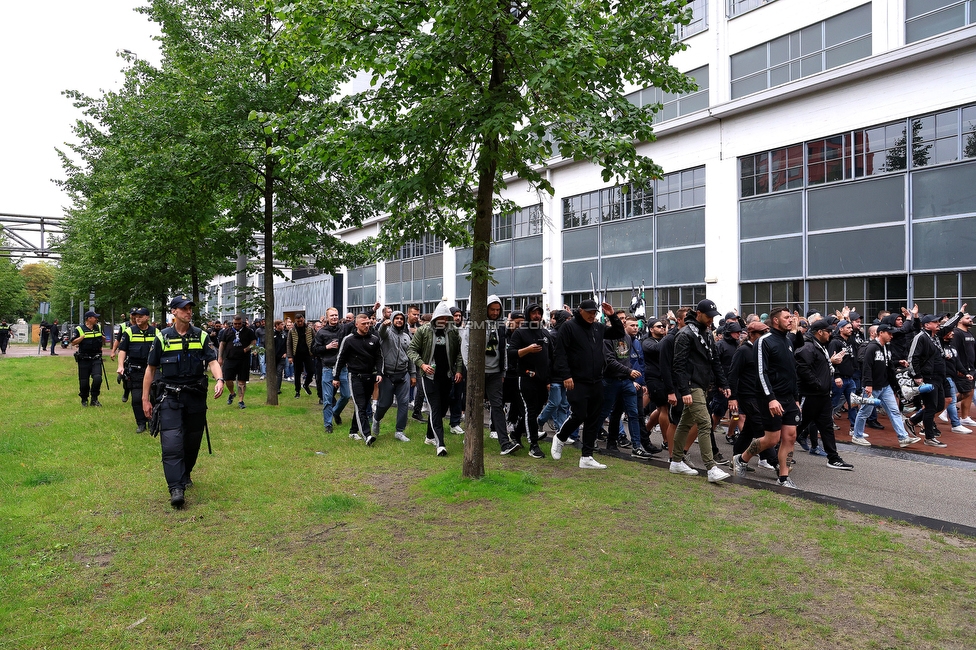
left=601, top=316, right=653, bottom=459
left=333, top=313, right=384, bottom=446
left=287, top=313, right=316, bottom=399
left=950, top=312, right=976, bottom=427
left=373, top=310, right=415, bottom=441
left=509, top=303, right=552, bottom=459
left=408, top=302, right=465, bottom=457
left=116, top=307, right=157, bottom=432
left=550, top=300, right=624, bottom=470
left=641, top=317, right=670, bottom=449
left=481, top=295, right=516, bottom=452
left=908, top=309, right=964, bottom=446
left=218, top=314, right=256, bottom=409
left=312, top=308, right=352, bottom=433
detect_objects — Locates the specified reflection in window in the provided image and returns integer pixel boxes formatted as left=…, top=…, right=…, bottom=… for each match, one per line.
left=912, top=111, right=962, bottom=167
left=625, top=66, right=710, bottom=124
left=675, top=0, right=709, bottom=40
left=740, top=144, right=802, bottom=197
left=906, top=0, right=975, bottom=44
left=730, top=4, right=871, bottom=99
left=728, top=0, right=779, bottom=18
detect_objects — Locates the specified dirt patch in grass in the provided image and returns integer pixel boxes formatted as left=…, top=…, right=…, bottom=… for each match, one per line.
left=75, top=551, right=114, bottom=568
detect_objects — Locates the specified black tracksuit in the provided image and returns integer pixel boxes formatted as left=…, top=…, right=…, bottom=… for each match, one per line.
left=553, top=311, right=625, bottom=457
left=510, top=319, right=553, bottom=446
left=795, top=333, right=841, bottom=461
left=334, top=330, right=384, bottom=437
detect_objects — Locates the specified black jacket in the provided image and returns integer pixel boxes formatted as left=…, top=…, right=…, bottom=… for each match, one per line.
left=547, top=311, right=571, bottom=382
left=553, top=311, right=625, bottom=385
left=908, top=312, right=963, bottom=380
left=715, top=334, right=738, bottom=377
left=951, top=327, right=976, bottom=376
left=861, top=339, right=895, bottom=392
left=671, top=320, right=727, bottom=396
left=795, top=333, right=834, bottom=396
left=827, top=333, right=856, bottom=377
left=658, top=327, right=679, bottom=394
left=756, top=327, right=799, bottom=403
left=641, top=335, right=665, bottom=385
left=312, top=321, right=354, bottom=367
left=509, top=321, right=552, bottom=383
left=728, top=340, right=760, bottom=400
left=334, top=330, right=384, bottom=376
left=882, top=314, right=920, bottom=362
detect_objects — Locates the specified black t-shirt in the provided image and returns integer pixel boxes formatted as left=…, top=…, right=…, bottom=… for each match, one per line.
left=432, top=328, right=450, bottom=379
left=219, top=326, right=257, bottom=361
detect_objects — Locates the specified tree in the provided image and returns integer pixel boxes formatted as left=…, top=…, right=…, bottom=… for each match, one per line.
left=20, top=263, right=57, bottom=315
left=281, top=0, right=694, bottom=476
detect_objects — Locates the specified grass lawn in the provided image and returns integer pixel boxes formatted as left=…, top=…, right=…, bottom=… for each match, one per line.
left=1, top=355, right=975, bottom=649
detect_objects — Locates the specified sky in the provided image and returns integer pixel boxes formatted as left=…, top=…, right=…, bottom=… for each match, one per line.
left=0, top=1, right=162, bottom=220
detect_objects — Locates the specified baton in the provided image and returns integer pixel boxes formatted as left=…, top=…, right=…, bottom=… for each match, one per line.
left=205, top=421, right=212, bottom=455
left=101, top=355, right=110, bottom=391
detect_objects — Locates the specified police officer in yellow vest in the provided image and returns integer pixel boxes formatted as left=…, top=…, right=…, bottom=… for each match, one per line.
left=117, top=307, right=157, bottom=433
left=143, top=296, right=224, bottom=509
left=72, top=310, right=105, bottom=406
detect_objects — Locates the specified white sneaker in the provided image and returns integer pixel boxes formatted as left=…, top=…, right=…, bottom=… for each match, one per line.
left=489, top=431, right=498, bottom=439
left=757, top=459, right=775, bottom=470
left=349, top=433, right=363, bottom=440
left=551, top=435, right=565, bottom=460
left=394, top=431, right=410, bottom=442
left=669, top=460, right=698, bottom=476
left=450, top=425, right=464, bottom=435
left=372, top=419, right=381, bottom=436
left=951, top=425, right=972, bottom=434
left=939, top=411, right=949, bottom=423
left=424, top=436, right=437, bottom=446
left=713, top=424, right=726, bottom=435
left=707, top=466, right=731, bottom=483
left=961, top=417, right=976, bottom=426
left=850, top=435, right=871, bottom=446
left=579, top=456, right=607, bottom=469
left=436, top=445, right=447, bottom=456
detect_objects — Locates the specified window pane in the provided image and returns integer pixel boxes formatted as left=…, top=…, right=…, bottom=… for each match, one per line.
left=562, top=227, right=599, bottom=260
left=563, top=260, right=598, bottom=291
left=808, top=175, right=905, bottom=231
left=657, top=247, right=705, bottom=285
left=808, top=226, right=905, bottom=276
left=906, top=5, right=967, bottom=43
left=912, top=161, right=976, bottom=219
left=602, top=254, right=654, bottom=289
left=914, top=216, right=976, bottom=270
left=800, top=53, right=823, bottom=77
left=489, top=240, right=513, bottom=268
left=731, top=73, right=768, bottom=99
left=731, top=44, right=767, bottom=79
left=514, top=236, right=543, bottom=266
left=825, top=36, right=872, bottom=69
left=363, top=265, right=376, bottom=285
left=739, top=193, right=803, bottom=239
left=657, top=208, right=705, bottom=248
left=601, top=217, right=653, bottom=255
left=800, top=24, right=823, bottom=55
left=769, top=35, right=790, bottom=65
left=914, top=273, right=935, bottom=298
left=348, top=267, right=363, bottom=287
left=825, top=4, right=872, bottom=47
left=513, top=266, right=543, bottom=294
left=488, top=268, right=512, bottom=296
left=907, top=0, right=957, bottom=20
left=455, top=248, right=472, bottom=273
left=740, top=237, right=803, bottom=281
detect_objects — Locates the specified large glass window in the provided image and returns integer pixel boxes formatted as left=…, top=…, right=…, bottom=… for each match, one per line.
left=675, top=0, right=708, bottom=39
left=728, top=0, right=779, bottom=18
left=625, top=66, right=710, bottom=124
left=906, top=0, right=975, bottom=43
left=386, top=235, right=442, bottom=312
left=346, top=265, right=377, bottom=312
left=730, top=4, right=872, bottom=99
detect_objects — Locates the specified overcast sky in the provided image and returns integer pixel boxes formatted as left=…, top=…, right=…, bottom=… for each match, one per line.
left=0, top=1, right=161, bottom=219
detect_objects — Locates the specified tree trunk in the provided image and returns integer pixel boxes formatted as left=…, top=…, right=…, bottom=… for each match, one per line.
left=262, top=10, right=279, bottom=407
left=462, top=26, right=506, bottom=479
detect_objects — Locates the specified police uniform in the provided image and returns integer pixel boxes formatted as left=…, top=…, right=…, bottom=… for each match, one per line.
left=118, top=315, right=157, bottom=431
left=74, top=318, right=105, bottom=405
left=145, top=321, right=218, bottom=504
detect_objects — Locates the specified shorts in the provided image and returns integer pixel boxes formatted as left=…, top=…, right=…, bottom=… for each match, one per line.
left=668, top=399, right=684, bottom=425
left=955, top=376, right=973, bottom=394
left=646, top=381, right=669, bottom=408
left=760, top=395, right=801, bottom=432
left=222, top=357, right=250, bottom=382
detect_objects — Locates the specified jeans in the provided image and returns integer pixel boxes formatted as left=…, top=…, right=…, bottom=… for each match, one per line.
left=375, top=371, right=412, bottom=432
left=600, top=378, right=643, bottom=451
left=321, top=366, right=351, bottom=427
left=539, top=382, right=570, bottom=431
left=853, top=385, right=909, bottom=439
left=832, top=377, right=858, bottom=426
left=258, top=351, right=266, bottom=376
left=946, top=377, right=962, bottom=427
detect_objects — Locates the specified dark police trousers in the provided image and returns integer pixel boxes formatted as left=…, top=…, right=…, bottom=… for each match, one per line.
left=77, top=355, right=103, bottom=400
left=158, top=387, right=207, bottom=491
left=127, top=363, right=149, bottom=425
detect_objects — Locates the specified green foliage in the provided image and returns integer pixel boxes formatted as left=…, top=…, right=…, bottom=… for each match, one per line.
left=417, top=469, right=541, bottom=503
left=0, top=231, right=31, bottom=320
left=309, top=493, right=361, bottom=514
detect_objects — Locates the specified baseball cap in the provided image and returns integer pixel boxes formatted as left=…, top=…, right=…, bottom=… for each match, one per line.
left=809, top=319, right=833, bottom=332
left=725, top=321, right=742, bottom=333
left=921, top=314, right=941, bottom=324
left=133, top=307, right=150, bottom=316
left=849, top=311, right=862, bottom=322
left=876, top=323, right=894, bottom=334
left=84, top=310, right=100, bottom=319
left=509, top=311, right=525, bottom=320
left=578, top=299, right=599, bottom=312
left=169, top=296, right=195, bottom=309
left=696, top=299, right=720, bottom=319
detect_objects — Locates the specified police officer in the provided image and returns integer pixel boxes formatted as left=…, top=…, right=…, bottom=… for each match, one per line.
left=116, top=307, right=157, bottom=433
left=142, top=297, right=224, bottom=509
left=72, top=310, right=105, bottom=406
left=115, top=309, right=138, bottom=402
left=0, top=319, right=12, bottom=354
left=50, top=319, right=61, bottom=355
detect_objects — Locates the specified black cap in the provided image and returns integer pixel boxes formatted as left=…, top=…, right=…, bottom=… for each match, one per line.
left=696, top=299, right=720, bottom=319
left=921, top=314, right=941, bottom=324
left=133, top=307, right=150, bottom=316
left=877, top=323, right=894, bottom=334
left=509, top=311, right=525, bottom=320
left=169, top=296, right=195, bottom=309
left=806, top=309, right=819, bottom=318
left=84, top=310, right=100, bottom=319
left=578, top=299, right=599, bottom=312
left=725, top=321, right=742, bottom=333
left=849, top=311, right=862, bottom=321
left=129, top=307, right=138, bottom=315
left=809, top=319, right=833, bottom=332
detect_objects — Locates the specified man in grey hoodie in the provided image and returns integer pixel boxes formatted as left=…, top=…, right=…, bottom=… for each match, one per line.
left=482, top=295, right=516, bottom=454
left=373, top=310, right=415, bottom=441
left=408, top=302, right=465, bottom=456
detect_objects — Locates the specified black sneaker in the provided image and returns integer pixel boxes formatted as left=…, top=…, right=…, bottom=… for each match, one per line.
left=631, top=448, right=654, bottom=460
left=500, top=441, right=520, bottom=455
left=334, top=412, right=342, bottom=425
left=239, top=401, right=246, bottom=409
left=90, top=399, right=102, bottom=407
left=227, top=393, right=235, bottom=405
left=365, top=435, right=377, bottom=447
left=81, top=399, right=88, bottom=407
left=528, top=444, right=545, bottom=459
left=136, top=423, right=146, bottom=433
left=304, top=385, right=312, bottom=395
left=412, top=413, right=426, bottom=422
left=122, top=395, right=129, bottom=403
left=295, top=393, right=301, bottom=399
left=646, top=443, right=664, bottom=454
left=866, top=420, right=885, bottom=430
left=170, top=488, right=185, bottom=509
left=536, top=431, right=548, bottom=443
left=618, top=439, right=632, bottom=449
left=713, top=452, right=730, bottom=466
left=325, top=424, right=333, bottom=433
left=827, top=458, right=854, bottom=470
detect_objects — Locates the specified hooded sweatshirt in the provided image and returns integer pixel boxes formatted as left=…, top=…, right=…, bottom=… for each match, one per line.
left=378, top=311, right=415, bottom=377
left=508, top=303, right=552, bottom=383
left=553, top=309, right=625, bottom=385
left=407, top=301, right=464, bottom=378
left=483, top=294, right=507, bottom=375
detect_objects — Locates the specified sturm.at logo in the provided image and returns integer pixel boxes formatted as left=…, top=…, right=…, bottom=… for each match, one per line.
left=793, top=413, right=802, bottom=424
